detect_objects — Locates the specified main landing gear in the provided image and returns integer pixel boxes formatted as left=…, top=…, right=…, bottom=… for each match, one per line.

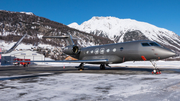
left=78, top=63, right=84, bottom=71
left=77, top=63, right=108, bottom=71
left=150, top=60, right=161, bottom=74
left=100, top=64, right=106, bottom=70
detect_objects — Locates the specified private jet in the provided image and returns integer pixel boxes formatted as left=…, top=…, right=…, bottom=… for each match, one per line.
left=31, top=33, right=176, bottom=74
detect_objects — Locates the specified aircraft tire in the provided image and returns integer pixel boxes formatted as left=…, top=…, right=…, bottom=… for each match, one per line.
left=23, top=64, right=27, bottom=67
left=100, top=64, right=105, bottom=70
left=152, top=69, right=161, bottom=74
left=78, top=67, right=84, bottom=70
left=153, top=69, right=157, bottom=74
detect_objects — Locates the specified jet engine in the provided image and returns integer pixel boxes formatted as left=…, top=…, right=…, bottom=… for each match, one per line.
left=63, top=45, right=80, bottom=55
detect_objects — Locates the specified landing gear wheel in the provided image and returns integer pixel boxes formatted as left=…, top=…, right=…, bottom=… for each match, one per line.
left=150, top=60, right=161, bottom=75
left=78, top=63, right=84, bottom=71
left=100, top=64, right=105, bottom=70
left=78, top=68, right=84, bottom=71
left=152, top=69, right=161, bottom=74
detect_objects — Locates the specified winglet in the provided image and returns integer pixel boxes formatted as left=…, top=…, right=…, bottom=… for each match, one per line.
left=0, top=34, right=27, bottom=54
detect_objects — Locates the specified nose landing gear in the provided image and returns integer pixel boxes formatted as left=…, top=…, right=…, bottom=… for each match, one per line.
left=152, top=69, right=161, bottom=74
left=150, top=60, right=161, bottom=74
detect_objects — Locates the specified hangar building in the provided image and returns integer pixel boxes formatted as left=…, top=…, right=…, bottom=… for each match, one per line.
left=1, top=50, right=44, bottom=65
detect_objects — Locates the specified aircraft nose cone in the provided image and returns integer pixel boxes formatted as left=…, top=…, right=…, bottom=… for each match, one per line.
left=161, top=49, right=176, bottom=57
left=167, top=51, right=176, bottom=56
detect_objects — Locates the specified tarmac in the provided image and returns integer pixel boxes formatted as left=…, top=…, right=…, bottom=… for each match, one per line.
left=1, top=64, right=180, bottom=101
left=0, top=65, right=180, bottom=80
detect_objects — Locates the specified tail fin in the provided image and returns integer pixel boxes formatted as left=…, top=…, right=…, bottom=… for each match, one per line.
left=43, top=33, right=80, bottom=56
left=0, top=34, right=27, bottom=54
left=43, top=33, right=75, bottom=46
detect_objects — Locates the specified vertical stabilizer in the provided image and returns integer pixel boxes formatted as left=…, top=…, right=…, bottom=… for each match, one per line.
left=66, top=33, right=74, bottom=46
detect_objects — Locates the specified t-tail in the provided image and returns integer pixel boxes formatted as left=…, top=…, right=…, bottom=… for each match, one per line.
left=43, top=33, right=80, bottom=58
left=0, top=34, right=27, bottom=54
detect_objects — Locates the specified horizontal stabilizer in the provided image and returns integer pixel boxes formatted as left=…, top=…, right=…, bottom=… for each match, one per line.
left=43, top=33, right=76, bottom=46
left=42, top=36, right=69, bottom=39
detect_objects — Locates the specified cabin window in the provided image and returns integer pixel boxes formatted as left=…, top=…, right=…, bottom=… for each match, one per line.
left=113, top=48, right=116, bottom=52
left=91, top=50, right=93, bottom=54
left=149, top=42, right=160, bottom=46
left=21, top=53, right=26, bottom=55
left=106, top=49, right=110, bottom=53
left=100, top=48, right=105, bottom=54
left=141, top=43, right=150, bottom=46
left=95, top=48, right=99, bottom=54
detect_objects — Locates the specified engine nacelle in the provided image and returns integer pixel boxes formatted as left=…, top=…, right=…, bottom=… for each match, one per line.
left=63, top=45, right=80, bottom=55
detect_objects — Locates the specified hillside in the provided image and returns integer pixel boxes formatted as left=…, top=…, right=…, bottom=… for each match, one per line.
left=0, top=10, right=114, bottom=60
left=0, top=11, right=113, bottom=48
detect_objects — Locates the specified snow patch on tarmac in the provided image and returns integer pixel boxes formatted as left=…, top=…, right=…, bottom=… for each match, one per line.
left=1, top=73, right=180, bottom=101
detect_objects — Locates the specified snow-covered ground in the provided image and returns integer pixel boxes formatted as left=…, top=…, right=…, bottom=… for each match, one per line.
left=0, top=40, right=54, bottom=50
left=0, top=47, right=180, bottom=100
left=1, top=73, right=180, bottom=101
left=0, top=61, right=180, bottom=101
left=0, top=40, right=33, bottom=50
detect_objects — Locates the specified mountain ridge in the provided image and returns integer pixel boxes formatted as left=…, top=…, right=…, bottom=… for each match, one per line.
left=68, top=16, right=180, bottom=52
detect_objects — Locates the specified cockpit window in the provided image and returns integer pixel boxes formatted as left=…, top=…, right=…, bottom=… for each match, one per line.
left=141, top=42, right=160, bottom=47
left=149, top=42, right=160, bottom=46
left=141, top=43, right=150, bottom=46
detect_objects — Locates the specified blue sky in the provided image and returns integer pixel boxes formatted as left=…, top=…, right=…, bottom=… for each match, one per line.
left=1, top=0, right=180, bottom=35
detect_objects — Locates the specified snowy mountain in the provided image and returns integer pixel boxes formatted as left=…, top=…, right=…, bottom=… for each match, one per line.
left=68, top=16, right=180, bottom=52
left=20, top=12, right=34, bottom=15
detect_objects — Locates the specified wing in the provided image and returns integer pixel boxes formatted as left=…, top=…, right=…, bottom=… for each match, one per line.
left=0, top=34, right=27, bottom=54
left=16, top=59, right=108, bottom=64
